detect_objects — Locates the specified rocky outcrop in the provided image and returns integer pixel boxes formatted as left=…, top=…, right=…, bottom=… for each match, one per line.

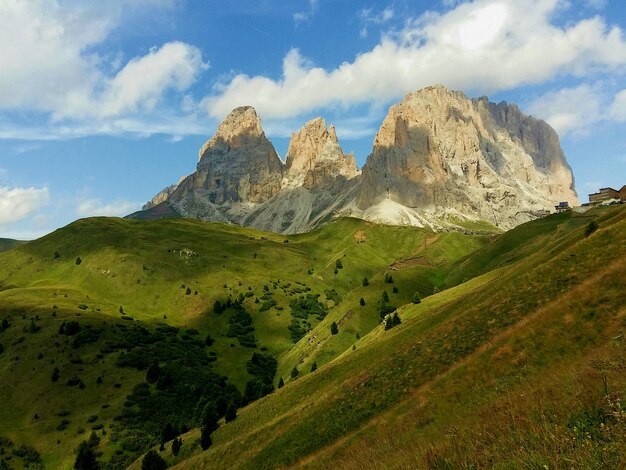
left=144, top=176, right=186, bottom=210
left=284, top=117, right=358, bottom=188
left=350, top=85, right=578, bottom=229
left=172, top=106, right=283, bottom=209
left=131, top=85, right=579, bottom=233
left=134, top=108, right=360, bottom=233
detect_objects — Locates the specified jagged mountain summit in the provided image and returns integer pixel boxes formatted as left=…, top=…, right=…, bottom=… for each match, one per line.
left=131, top=85, right=578, bottom=232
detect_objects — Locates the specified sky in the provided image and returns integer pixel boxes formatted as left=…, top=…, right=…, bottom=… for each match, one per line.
left=1, top=0, right=625, bottom=239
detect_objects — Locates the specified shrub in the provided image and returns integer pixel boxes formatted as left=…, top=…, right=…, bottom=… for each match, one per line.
left=290, top=367, right=299, bottom=379
left=412, top=292, right=421, bottom=304
left=330, top=322, right=338, bottom=335
left=288, top=319, right=309, bottom=343
left=200, top=426, right=212, bottom=450
left=66, top=376, right=81, bottom=386
left=213, top=300, right=226, bottom=314
left=146, top=361, right=161, bottom=384
left=335, top=259, right=343, bottom=269
left=172, top=436, right=182, bottom=456
left=392, top=286, right=399, bottom=293
left=63, top=321, right=81, bottom=336
left=362, top=276, right=369, bottom=286
left=310, top=361, right=318, bottom=372
left=75, top=257, right=82, bottom=265
left=244, top=352, right=277, bottom=403
left=51, top=367, right=60, bottom=382
left=324, top=289, right=340, bottom=305
left=278, top=377, right=284, bottom=388
left=12, top=444, right=42, bottom=467
left=141, top=449, right=167, bottom=470
left=225, top=403, right=237, bottom=423
left=585, top=220, right=599, bottom=237
left=359, top=297, right=365, bottom=306
left=290, top=294, right=327, bottom=320
left=28, top=319, right=41, bottom=333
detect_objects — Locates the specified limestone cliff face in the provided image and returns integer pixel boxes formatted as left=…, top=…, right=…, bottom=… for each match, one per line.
left=353, top=85, right=578, bottom=229
left=137, top=109, right=359, bottom=233
left=143, top=176, right=186, bottom=210
left=171, top=106, right=283, bottom=209
left=284, top=117, right=358, bottom=189
left=133, top=85, right=578, bottom=233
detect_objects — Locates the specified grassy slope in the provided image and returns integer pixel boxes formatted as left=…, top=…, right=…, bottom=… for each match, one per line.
left=0, top=238, right=25, bottom=253
left=166, top=205, right=626, bottom=469
left=0, top=217, right=488, bottom=468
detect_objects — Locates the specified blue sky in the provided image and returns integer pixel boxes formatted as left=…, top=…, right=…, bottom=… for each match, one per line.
left=1, top=0, right=625, bottom=239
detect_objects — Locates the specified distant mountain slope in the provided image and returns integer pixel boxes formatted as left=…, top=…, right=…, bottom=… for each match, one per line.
left=0, top=237, right=24, bottom=252
left=131, top=85, right=578, bottom=233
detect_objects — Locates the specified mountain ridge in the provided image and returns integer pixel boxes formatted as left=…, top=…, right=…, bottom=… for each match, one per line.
left=131, top=85, right=578, bottom=232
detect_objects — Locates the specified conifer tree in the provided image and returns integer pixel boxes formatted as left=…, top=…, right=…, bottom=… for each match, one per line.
left=141, top=450, right=167, bottom=470
left=74, top=441, right=98, bottom=470
left=200, top=426, right=212, bottom=450
left=172, top=437, right=182, bottom=456
left=225, top=403, right=237, bottom=423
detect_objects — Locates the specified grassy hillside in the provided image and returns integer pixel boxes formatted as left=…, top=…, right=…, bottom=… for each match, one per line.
left=149, top=205, right=626, bottom=469
left=0, top=238, right=25, bottom=253
left=0, top=216, right=488, bottom=468
left=3, top=207, right=623, bottom=469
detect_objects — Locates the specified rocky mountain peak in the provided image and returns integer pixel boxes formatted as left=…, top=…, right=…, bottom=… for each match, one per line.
left=285, top=117, right=358, bottom=188
left=159, top=106, right=284, bottom=209
left=135, top=85, right=579, bottom=233
left=198, top=106, right=265, bottom=161
left=354, top=84, right=578, bottom=228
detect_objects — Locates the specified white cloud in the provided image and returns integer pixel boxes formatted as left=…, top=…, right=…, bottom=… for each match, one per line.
left=58, top=42, right=207, bottom=120
left=294, top=0, right=319, bottom=25
left=609, top=89, right=626, bottom=121
left=0, top=186, right=49, bottom=224
left=527, top=85, right=626, bottom=136
left=359, top=7, right=395, bottom=38
left=76, top=199, right=141, bottom=217
left=0, top=1, right=207, bottom=137
left=526, top=84, right=602, bottom=136
left=204, top=0, right=626, bottom=121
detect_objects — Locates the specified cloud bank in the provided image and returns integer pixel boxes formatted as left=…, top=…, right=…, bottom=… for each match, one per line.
left=1, top=0, right=625, bottom=139
left=0, top=0, right=207, bottom=137
left=204, top=0, right=626, bottom=121
left=0, top=186, right=49, bottom=224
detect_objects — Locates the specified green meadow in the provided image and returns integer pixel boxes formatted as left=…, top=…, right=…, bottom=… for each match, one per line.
left=1, top=206, right=625, bottom=469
